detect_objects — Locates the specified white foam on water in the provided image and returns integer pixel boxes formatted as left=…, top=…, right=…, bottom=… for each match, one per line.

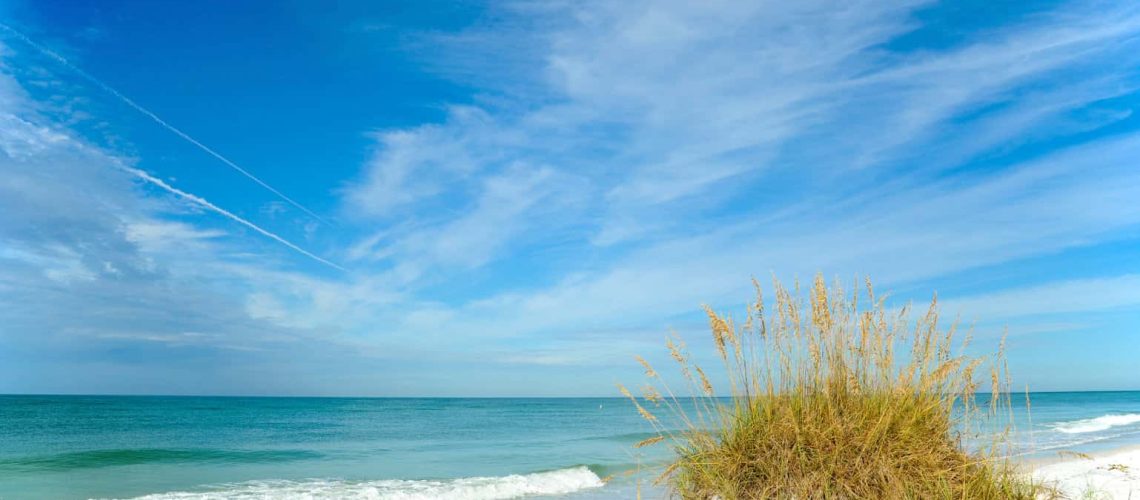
left=1052, top=414, right=1140, bottom=434
left=121, top=466, right=605, bottom=500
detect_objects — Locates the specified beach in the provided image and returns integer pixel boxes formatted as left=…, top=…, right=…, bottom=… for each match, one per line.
left=1033, top=445, right=1140, bottom=499
left=1017, top=397, right=1140, bottom=499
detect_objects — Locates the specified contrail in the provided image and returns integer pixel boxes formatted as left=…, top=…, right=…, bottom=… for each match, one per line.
left=0, top=22, right=330, bottom=225
left=115, top=162, right=345, bottom=271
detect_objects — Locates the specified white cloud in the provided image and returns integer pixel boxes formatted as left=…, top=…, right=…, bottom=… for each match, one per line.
left=942, top=275, right=1140, bottom=322
left=325, top=0, right=1140, bottom=328
left=5, top=1, right=1140, bottom=394
left=344, top=106, right=500, bottom=218
left=343, top=0, right=1140, bottom=272
left=0, top=54, right=365, bottom=394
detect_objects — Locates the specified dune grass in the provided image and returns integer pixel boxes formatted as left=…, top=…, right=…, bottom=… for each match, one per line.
left=621, top=276, right=1051, bottom=499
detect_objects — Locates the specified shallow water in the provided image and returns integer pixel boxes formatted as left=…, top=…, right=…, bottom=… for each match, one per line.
left=1, top=392, right=1138, bottom=499
left=1003, top=391, right=1140, bottom=457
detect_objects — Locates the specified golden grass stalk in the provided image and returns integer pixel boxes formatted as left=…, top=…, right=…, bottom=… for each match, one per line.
left=626, top=275, right=1050, bottom=499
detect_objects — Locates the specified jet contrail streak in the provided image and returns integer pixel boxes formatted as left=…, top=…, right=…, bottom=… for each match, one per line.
left=116, top=163, right=345, bottom=271
left=0, top=22, right=330, bottom=225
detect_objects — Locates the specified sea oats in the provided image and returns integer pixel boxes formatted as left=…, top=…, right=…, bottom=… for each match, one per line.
left=634, top=435, right=665, bottom=448
left=620, top=275, right=1040, bottom=499
left=635, top=355, right=658, bottom=378
left=695, top=366, right=714, bottom=396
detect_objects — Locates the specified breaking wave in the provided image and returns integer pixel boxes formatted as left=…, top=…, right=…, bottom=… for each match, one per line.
left=123, top=466, right=605, bottom=499
left=1051, top=414, right=1140, bottom=434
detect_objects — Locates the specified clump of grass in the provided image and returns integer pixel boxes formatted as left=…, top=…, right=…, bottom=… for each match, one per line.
left=621, top=276, right=1049, bottom=499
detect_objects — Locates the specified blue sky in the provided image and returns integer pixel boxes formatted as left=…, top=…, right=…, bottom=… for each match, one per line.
left=0, top=0, right=1138, bottom=396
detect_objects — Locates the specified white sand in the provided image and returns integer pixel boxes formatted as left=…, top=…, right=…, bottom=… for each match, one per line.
left=1033, top=446, right=1140, bottom=499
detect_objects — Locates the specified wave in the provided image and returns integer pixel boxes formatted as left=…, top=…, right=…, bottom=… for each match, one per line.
left=0, top=448, right=321, bottom=471
left=574, top=431, right=665, bottom=443
left=1051, top=414, right=1140, bottom=434
left=121, top=466, right=605, bottom=500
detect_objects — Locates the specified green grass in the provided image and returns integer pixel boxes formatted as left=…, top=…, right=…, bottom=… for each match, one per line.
left=622, top=276, right=1053, bottom=499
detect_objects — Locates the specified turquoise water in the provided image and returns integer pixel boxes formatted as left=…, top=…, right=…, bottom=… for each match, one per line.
left=2, top=393, right=1140, bottom=499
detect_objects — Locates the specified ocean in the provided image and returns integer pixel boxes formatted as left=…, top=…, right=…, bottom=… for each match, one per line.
left=2, top=392, right=1139, bottom=499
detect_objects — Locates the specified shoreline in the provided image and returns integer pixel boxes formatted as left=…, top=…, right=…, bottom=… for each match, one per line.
left=1029, top=443, right=1140, bottom=498
left=1018, top=444, right=1140, bottom=469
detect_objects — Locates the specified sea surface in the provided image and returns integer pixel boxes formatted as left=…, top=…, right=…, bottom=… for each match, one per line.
left=2, top=392, right=1140, bottom=499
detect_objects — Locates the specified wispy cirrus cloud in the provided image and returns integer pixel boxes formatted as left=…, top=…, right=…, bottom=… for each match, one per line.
left=0, top=58, right=359, bottom=394
left=323, top=0, right=1140, bottom=387
left=3, top=0, right=1140, bottom=395
left=0, top=21, right=330, bottom=224
left=941, top=274, right=1140, bottom=322
left=345, top=0, right=1140, bottom=262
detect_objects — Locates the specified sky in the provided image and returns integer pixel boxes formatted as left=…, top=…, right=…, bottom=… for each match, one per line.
left=0, top=0, right=1138, bottom=396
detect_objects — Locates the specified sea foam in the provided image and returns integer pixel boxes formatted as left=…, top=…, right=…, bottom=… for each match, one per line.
left=123, top=466, right=605, bottom=500
left=1052, top=413, right=1140, bottom=434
